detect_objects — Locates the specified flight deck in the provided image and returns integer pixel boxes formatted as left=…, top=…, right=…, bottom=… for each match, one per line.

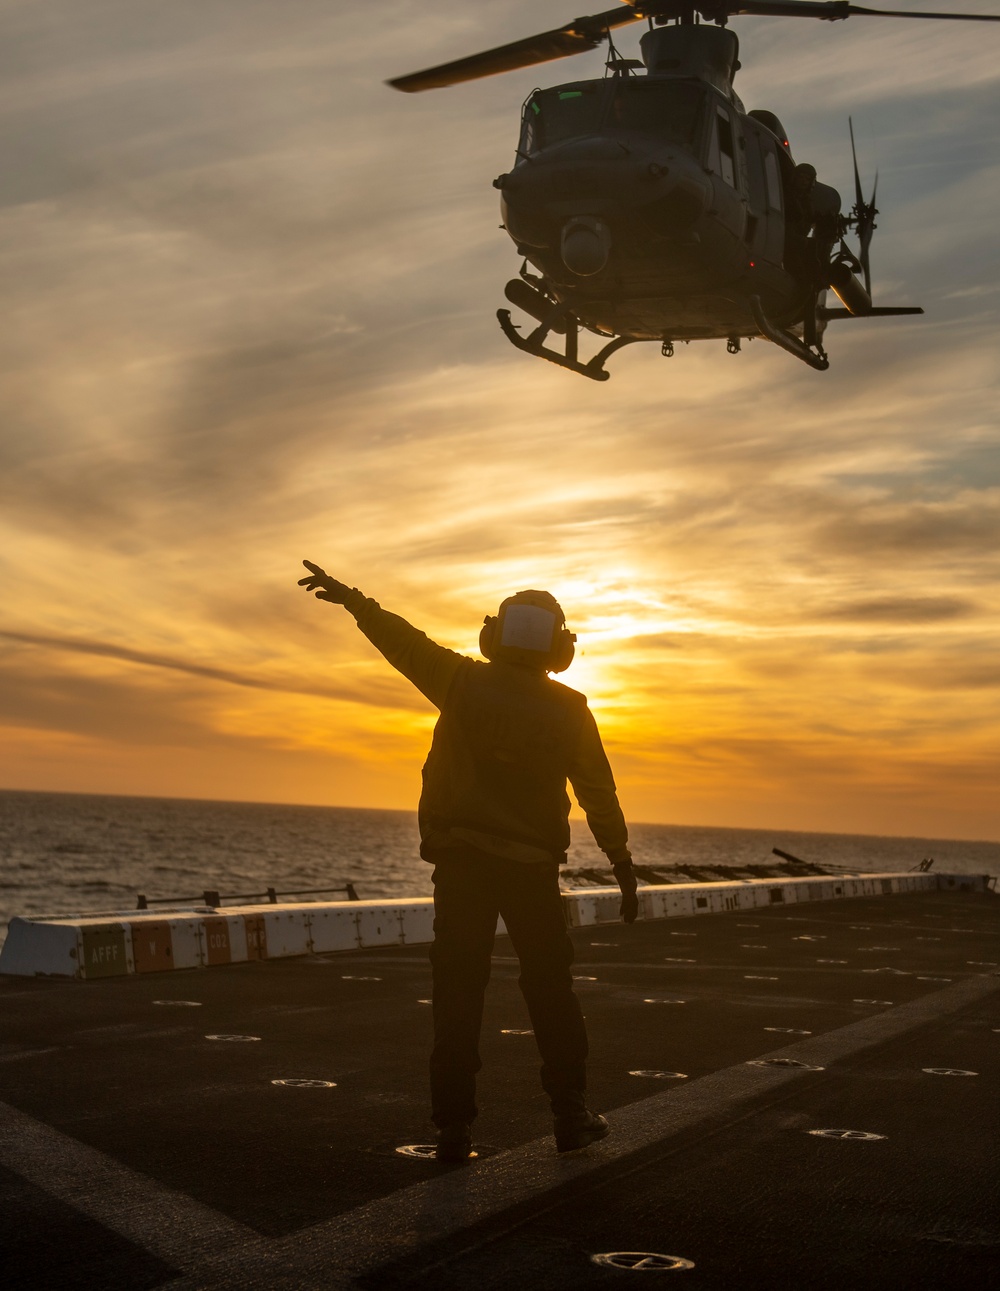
left=1, top=885, right=997, bottom=1289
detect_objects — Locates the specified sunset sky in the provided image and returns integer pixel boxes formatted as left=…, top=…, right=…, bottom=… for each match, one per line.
left=1, top=0, right=998, bottom=841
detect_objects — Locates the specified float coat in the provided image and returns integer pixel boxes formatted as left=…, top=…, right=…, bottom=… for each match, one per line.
left=343, top=590, right=629, bottom=865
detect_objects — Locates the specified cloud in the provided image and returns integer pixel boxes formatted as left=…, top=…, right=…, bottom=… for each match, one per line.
left=0, top=628, right=423, bottom=709
left=813, top=596, right=980, bottom=624
left=0, top=0, right=997, bottom=838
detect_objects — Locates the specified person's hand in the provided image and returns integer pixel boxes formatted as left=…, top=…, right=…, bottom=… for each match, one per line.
left=612, top=857, right=639, bottom=925
left=298, top=559, right=352, bottom=604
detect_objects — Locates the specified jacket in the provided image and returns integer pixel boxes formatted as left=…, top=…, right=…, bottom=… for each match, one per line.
left=344, top=590, right=629, bottom=866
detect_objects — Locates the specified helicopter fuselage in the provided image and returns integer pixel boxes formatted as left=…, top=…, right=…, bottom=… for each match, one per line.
left=496, top=25, right=830, bottom=347
left=389, top=0, right=953, bottom=375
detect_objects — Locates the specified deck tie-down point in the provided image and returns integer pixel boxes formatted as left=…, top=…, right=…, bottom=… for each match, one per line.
left=747, top=1058, right=824, bottom=1070
left=591, top=1252, right=695, bottom=1271
left=271, top=1078, right=337, bottom=1087
left=808, top=1128, right=887, bottom=1141
left=396, top=1144, right=479, bottom=1161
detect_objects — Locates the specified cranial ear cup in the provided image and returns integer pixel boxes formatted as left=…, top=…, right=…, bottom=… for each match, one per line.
left=550, top=628, right=576, bottom=673
left=480, top=615, right=498, bottom=661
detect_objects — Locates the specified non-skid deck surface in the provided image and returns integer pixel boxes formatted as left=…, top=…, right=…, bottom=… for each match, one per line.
left=1, top=889, right=997, bottom=1288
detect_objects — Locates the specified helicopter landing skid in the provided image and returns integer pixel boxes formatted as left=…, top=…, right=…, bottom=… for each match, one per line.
left=497, top=307, right=638, bottom=381
left=750, top=296, right=829, bottom=372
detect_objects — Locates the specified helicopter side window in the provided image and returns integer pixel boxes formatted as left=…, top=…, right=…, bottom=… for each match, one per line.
left=715, top=107, right=736, bottom=188
left=607, top=81, right=704, bottom=146
left=521, top=84, right=608, bottom=152
left=764, top=149, right=782, bottom=210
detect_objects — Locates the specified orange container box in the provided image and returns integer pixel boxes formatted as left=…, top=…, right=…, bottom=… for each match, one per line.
left=203, top=917, right=233, bottom=965
left=129, top=919, right=175, bottom=973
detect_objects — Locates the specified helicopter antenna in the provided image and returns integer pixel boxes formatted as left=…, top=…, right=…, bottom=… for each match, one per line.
left=605, top=23, right=645, bottom=73
left=605, top=24, right=624, bottom=70
left=848, top=117, right=878, bottom=295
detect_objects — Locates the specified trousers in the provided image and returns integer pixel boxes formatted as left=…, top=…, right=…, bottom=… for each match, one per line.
left=428, top=848, right=589, bottom=1127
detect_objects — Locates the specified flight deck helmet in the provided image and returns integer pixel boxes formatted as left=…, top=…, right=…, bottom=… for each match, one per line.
left=479, top=590, right=576, bottom=673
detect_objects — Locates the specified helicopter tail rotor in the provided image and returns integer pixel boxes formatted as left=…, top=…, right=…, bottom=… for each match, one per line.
left=848, top=117, right=878, bottom=295
left=823, top=121, right=923, bottom=323
left=859, top=169, right=878, bottom=294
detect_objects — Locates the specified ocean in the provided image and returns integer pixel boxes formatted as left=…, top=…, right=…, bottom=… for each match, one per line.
left=2, top=789, right=997, bottom=946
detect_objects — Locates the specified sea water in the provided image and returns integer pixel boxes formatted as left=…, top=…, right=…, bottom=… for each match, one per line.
left=2, top=789, right=997, bottom=946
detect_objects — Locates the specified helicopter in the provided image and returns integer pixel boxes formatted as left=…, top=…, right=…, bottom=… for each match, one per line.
left=389, top=1, right=999, bottom=379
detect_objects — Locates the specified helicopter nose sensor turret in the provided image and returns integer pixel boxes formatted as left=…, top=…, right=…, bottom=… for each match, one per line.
left=560, top=217, right=610, bottom=276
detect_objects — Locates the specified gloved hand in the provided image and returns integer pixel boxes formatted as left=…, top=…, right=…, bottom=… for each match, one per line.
left=611, top=855, right=639, bottom=925
left=298, top=559, right=353, bottom=604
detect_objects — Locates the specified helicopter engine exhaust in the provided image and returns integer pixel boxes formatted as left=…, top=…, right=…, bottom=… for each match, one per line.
left=828, top=261, right=872, bottom=315
left=560, top=217, right=610, bottom=277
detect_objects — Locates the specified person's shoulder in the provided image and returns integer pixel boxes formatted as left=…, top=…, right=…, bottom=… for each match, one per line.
left=545, top=675, right=589, bottom=707
left=448, top=654, right=483, bottom=682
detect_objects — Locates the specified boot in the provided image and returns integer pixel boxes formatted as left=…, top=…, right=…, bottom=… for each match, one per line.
left=435, top=1122, right=473, bottom=1163
left=553, top=1109, right=610, bottom=1153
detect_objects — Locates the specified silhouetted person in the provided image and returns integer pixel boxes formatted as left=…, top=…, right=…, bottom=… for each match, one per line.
left=787, top=162, right=843, bottom=287
left=298, top=560, right=638, bottom=1161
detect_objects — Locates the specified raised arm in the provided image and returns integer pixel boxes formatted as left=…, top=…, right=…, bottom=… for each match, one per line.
left=298, top=560, right=464, bottom=709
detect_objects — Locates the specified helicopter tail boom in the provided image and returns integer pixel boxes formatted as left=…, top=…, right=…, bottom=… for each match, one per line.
left=828, top=260, right=872, bottom=314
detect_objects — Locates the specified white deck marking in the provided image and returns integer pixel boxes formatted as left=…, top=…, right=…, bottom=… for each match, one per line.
left=3, top=972, right=997, bottom=1290
left=0, top=1101, right=258, bottom=1274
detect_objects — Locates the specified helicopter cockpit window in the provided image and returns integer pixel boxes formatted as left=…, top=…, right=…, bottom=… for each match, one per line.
left=607, top=81, right=704, bottom=146
left=521, top=83, right=608, bottom=153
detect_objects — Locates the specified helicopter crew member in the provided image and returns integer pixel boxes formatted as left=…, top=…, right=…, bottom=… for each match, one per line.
left=298, top=560, right=638, bottom=1161
left=787, top=162, right=843, bottom=287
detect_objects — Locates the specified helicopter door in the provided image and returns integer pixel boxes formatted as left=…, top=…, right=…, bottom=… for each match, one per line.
left=743, top=123, right=785, bottom=266
left=706, top=102, right=746, bottom=239
left=760, top=140, right=785, bottom=264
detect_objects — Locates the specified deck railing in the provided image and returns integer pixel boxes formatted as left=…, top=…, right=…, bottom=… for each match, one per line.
left=135, top=883, right=360, bottom=910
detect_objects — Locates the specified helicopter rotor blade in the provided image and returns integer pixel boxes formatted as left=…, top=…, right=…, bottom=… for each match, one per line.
left=847, top=120, right=878, bottom=294
left=387, top=7, right=644, bottom=93
left=841, top=3, right=1000, bottom=18
left=848, top=117, right=865, bottom=215
left=389, top=1, right=1000, bottom=92
left=710, top=1, right=1000, bottom=19
left=859, top=168, right=878, bottom=294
